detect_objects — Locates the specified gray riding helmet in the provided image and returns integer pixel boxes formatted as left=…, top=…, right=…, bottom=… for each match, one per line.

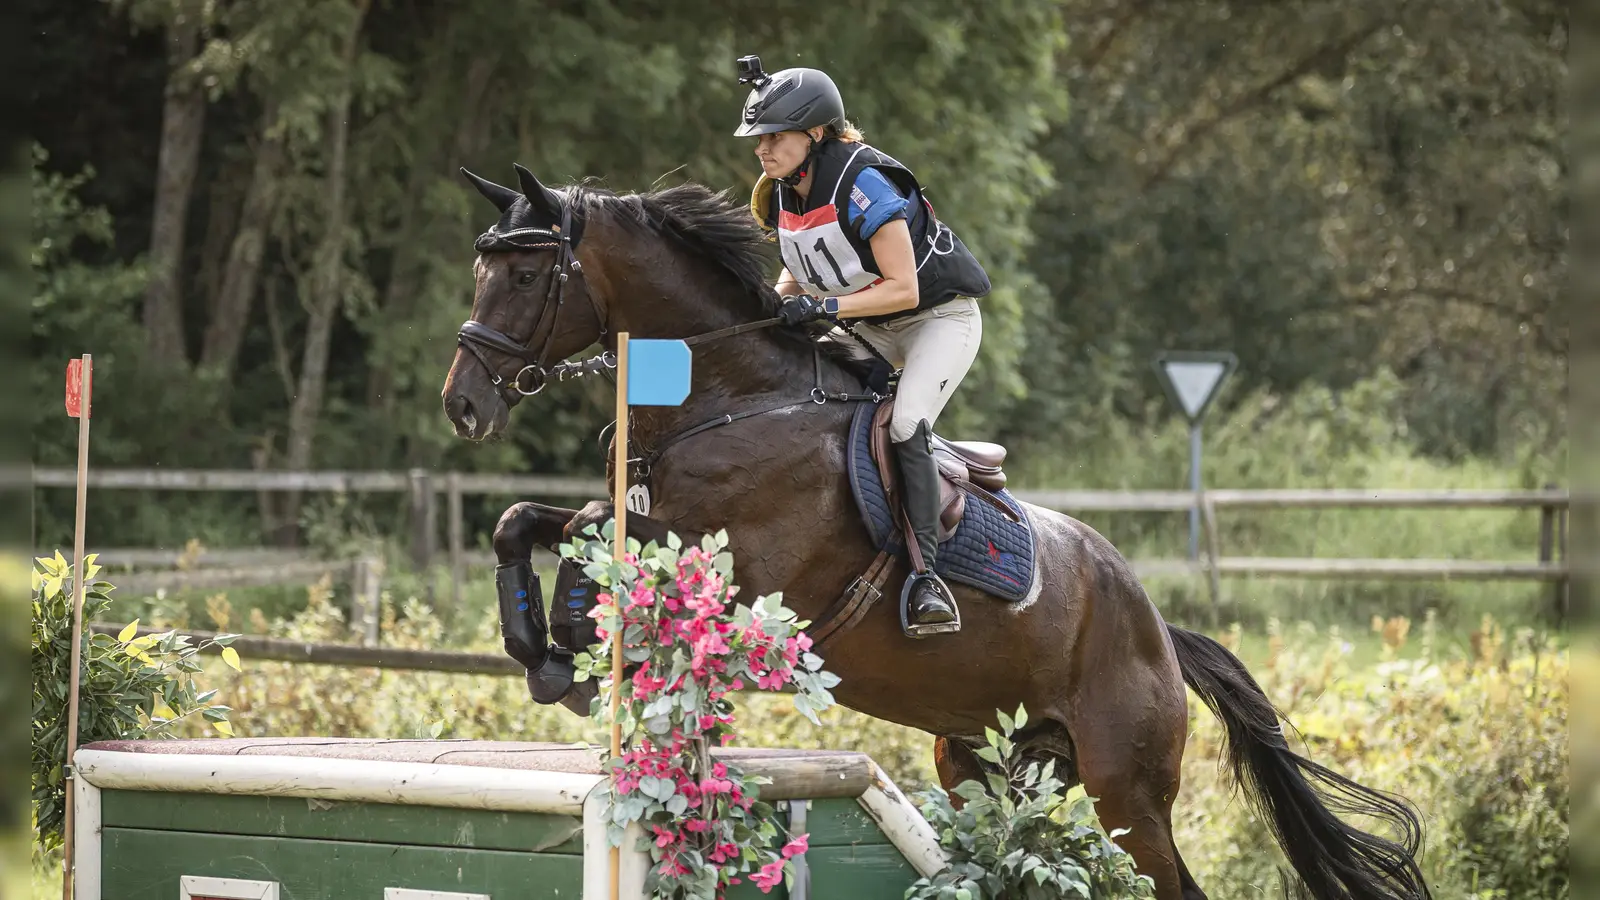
left=734, top=66, right=846, bottom=137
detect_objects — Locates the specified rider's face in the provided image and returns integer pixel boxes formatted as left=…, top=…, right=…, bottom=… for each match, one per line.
left=754, top=129, right=816, bottom=179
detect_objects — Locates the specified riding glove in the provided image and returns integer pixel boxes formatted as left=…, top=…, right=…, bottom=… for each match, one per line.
left=778, top=293, right=828, bottom=327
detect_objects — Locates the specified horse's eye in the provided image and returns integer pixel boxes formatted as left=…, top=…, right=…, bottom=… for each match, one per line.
left=516, top=270, right=538, bottom=287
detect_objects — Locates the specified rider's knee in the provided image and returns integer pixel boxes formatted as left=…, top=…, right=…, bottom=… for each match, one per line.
left=889, top=414, right=925, bottom=444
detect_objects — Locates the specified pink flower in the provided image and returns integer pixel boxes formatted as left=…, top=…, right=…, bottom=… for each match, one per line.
left=624, top=582, right=657, bottom=612
left=652, top=824, right=679, bottom=848
left=780, top=834, right=808, bottom=859
left=751, top=859, right=787, bottom=892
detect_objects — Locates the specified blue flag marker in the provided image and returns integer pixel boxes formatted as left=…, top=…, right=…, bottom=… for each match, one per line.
left=625, top=339, right=692, bottom=406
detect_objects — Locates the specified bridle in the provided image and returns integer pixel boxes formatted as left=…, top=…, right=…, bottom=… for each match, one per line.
left=455, top=189, right=890, bottom=476
left=456, top=198, right=611, bottom=406
left=457, top=196, right=805, bottom=407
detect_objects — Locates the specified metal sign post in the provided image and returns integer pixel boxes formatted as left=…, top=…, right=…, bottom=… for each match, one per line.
left=1153, top=351, right=1237, bottom=560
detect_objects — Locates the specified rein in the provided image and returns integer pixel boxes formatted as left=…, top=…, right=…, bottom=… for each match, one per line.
left=455, top=193, right=788, bottom=401
left=456, top=196, right=887, bottom=483
left=629, top=346, right=882, bottom=478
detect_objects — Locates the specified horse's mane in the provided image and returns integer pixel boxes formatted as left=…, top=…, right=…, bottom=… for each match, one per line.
left=567, top=179, right=865, bottom=372
left=573, top=180, right=782, bottom=320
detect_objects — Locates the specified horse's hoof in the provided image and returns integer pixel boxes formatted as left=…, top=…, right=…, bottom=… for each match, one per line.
left=558, top=678, right=601, bottom=718
left=525, top=651, right=578, bottom=704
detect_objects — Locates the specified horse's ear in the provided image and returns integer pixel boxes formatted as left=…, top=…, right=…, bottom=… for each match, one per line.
left=514, top=163, right=565, bottom=221
left=460, top=167, right=520, bottom=213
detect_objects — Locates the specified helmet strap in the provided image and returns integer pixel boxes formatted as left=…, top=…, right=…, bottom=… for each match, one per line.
left=776, top=132, right=820, bottom=187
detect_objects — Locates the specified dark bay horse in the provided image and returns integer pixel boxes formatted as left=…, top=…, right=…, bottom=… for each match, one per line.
left=439, top=164, right=1432, bottom=900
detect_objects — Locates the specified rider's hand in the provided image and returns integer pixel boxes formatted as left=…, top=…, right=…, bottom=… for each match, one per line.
left=777, top=294, right=828, bottom=327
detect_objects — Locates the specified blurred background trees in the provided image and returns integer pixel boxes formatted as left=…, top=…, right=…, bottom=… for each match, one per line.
left=30, top=0, right=1567, bottom=550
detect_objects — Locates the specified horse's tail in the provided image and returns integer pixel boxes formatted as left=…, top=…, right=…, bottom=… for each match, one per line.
left=1166, top=624, right=1433, bottom=900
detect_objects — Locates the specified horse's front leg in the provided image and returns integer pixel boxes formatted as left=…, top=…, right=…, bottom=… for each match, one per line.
left=563, top=500, right=707, bottom=551
left=491, top=500, right=595, bottom=710
left=493, top=500, right=586, bottom=563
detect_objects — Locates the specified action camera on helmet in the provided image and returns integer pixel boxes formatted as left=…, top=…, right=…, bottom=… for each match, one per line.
left=736, top=55, right=768, bottom=87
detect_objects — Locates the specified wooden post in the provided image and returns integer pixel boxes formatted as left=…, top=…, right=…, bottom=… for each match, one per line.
left=351, top=555, right=384, bottom=647
left=62, top=354, right=92, bottom=900
left=1538, top=487, right=1555, bottom=623
left=408, top=468, right=434, bottom=572
left=1199, top=490, right=1223, bottom=628
left=1541, top=481, right=1569, bottom=627
left=1559, top=499, right=1569, bottom=624
left=447, top=472, right=465, bottom=610
left=609, top=334, right=631, bottom=900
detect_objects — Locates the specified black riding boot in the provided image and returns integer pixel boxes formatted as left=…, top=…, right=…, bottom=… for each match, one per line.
left=496, top=562, right=578, bottom=704
left=892, top=419, right=961, bottom=637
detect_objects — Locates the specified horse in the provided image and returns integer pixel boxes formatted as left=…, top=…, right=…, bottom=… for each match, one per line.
left=439, top=163, right=1433, bottom=900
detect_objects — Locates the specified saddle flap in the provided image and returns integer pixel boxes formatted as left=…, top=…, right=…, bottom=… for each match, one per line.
left=938, top=488, right=964, bottom=541
left=869, top=401, right=900, bottom=507
left=874, top=404, right=987, bottom=539
left=937, top=437, right=1007, bottom=470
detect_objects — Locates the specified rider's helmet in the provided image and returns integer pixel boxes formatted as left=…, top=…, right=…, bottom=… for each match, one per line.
left=732, top=55, right=846, bottom=137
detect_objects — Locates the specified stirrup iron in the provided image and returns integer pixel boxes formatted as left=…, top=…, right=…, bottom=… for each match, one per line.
left=899, top=571, right=961, bottom=638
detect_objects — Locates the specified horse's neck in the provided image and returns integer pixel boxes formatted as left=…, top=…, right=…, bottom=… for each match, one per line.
left=610, top=263, right=816, bottom=449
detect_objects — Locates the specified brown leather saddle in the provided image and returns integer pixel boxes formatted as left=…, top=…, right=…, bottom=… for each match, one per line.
left=866, top=401, right=1014, bottom=543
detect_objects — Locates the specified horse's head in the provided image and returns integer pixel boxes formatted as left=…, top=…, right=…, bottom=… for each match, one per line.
left=442, top=165, right=607, bottom=441
left=445, top=163, right=810, bottom=442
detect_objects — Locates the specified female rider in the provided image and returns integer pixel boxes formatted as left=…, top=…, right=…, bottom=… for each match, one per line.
left=734, top=56, right=992, bottom=638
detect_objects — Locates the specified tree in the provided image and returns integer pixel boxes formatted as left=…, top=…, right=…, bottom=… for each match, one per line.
left=1017, top=0, right=1566, bottom=458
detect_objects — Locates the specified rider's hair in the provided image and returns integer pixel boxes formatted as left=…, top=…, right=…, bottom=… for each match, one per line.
left=824, top=120, right=864, bottom=143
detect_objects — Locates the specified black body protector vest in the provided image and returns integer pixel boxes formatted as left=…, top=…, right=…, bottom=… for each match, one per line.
left=759, top=139, right=991, bottom=324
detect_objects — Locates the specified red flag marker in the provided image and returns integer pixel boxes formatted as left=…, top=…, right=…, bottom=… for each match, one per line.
left=66, top=357, right=92, bottom=418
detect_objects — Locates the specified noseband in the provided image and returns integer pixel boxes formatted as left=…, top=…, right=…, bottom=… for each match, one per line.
left=456, top=200, right=609, bottom=403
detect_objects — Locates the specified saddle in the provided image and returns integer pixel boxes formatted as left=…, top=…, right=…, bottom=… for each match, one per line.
left=814, top=399, right=1038, bottom=649
left=866, top=401, right=1011, bottom=542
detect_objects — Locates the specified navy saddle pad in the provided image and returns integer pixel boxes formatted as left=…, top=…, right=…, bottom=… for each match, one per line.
left=845, top=400, right=1037, bottom=602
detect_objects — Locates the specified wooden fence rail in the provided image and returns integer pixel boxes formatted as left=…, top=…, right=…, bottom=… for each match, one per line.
left=36, top=468, right=1571, bottom=624
left=89, top=623, right=521, bottom=676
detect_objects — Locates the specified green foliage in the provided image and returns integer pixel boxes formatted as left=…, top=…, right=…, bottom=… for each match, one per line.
left=906, top=705, right=1155, bottom=900
left=1022, top=0, right=1565, bottom=462
left=1445, top=644, right=1568, bottom=899
left=1177, top=615, right=1567, bottom=899
left=30, top=553, right=240, bottom=852
left=139, top=568, right=1565, bottom=899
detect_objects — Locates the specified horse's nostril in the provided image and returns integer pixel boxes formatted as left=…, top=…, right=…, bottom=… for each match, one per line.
left=445, top=394, right=477, bottom=435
